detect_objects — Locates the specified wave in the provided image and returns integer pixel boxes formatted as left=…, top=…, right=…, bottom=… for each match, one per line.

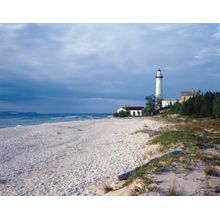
left=0, top=113, right=112, bottom=128
left=64, top=115, right=79, bottom=119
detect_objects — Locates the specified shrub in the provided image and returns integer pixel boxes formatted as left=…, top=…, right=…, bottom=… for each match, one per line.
left=103, top=185, right=113, bottom=193
left=114, top=110, right=129, bottom=117
left=204, top=166, right=219, bottom=176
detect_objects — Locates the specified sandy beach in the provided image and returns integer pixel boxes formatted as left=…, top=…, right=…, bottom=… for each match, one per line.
left=0, top=117, right=166, bottom=196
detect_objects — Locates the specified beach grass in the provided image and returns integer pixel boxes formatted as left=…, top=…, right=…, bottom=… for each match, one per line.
left=204, top=165, right=219, bottom=176
left=120, top=115, right=220, bottom=195
left=150, top=116, right=220, bottom=153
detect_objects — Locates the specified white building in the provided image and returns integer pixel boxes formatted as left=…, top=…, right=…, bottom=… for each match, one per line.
left=127, top=107, right=144, bottom=116
left=116, top=106, right=144, bottom=117
left=162, top=99, right=179, bottom=108
left=155, top=69, right=163, bottom=100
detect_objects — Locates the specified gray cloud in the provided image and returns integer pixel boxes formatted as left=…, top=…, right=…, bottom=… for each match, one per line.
left=0, top=24, right=220, bottom=113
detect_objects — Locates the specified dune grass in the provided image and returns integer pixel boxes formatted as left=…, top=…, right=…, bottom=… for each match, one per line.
left=123, top=116, right=220, bottom=195
left=204, top=166, right=219, bottom=177
left=150, top=117, right=220, bottom=153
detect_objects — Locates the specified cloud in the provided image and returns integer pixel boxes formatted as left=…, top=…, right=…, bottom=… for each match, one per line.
left=150, top=24, right=177, bottom=32
left=0, top=23, right=27, bottom=30
left=212, top=25, right=220, bottom=38
left=0, top=24, right=220, bottom=113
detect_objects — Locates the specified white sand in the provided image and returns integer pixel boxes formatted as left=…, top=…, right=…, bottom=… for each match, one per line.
left=0, top=117, right=165, bottom=195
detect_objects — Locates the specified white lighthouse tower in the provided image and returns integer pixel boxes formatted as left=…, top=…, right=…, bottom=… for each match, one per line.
left=155, top=68, right=163, bottom=100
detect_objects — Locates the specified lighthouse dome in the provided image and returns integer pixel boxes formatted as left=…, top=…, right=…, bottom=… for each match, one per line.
left=156, top=68, right=163, bottom=78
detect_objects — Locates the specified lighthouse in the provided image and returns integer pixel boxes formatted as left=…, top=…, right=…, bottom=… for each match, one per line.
left=155, top=68, right=163, bottom=100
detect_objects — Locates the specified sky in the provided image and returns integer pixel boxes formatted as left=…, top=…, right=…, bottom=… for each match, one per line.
left=0, top=23, right=220, bottom=113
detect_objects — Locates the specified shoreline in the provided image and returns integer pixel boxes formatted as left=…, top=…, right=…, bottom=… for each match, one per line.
left=0, top=113, right=112, bottom=129
left=0, top=117, right=167, bottom=195
left=0, top=116, right=112, bottom=130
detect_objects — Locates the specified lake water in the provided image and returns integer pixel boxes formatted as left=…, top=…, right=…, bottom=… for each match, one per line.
left=0, top=112, right=112, bottom=128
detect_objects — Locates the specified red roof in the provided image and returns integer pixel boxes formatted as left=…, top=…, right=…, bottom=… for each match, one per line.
left=126, top=106, right=144, bottom=111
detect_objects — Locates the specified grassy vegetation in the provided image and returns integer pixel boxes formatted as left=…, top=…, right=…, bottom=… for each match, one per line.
left=122, top=115, right=220, bottom=195
left=150, top=130, right=197, bottom=152
left=204, top=166, right=219, bottom=177
left=133, top=125, right=161, bottom=137
left=123, top=153, right=194, bottom=195
left=130, top=186, right=146, bottom=196
left=123, top=174, right=152, bottom=196
left=168, top=180, right=177, bottom=196
left=103, top=185, right=113, bottom=193
left=127, top=153, right=197, bottom=184
left=125, top=168, right=152, bottom=186
left=152, top=117, right=220, bottom=174
left=150, top=117, right=220, bottom=154
left=200, top=154, right=220, bottom=166
left=132, top=126, right=149, bottom=134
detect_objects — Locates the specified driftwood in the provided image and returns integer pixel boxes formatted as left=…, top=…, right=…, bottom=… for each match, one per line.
left=118, top=150, right=186, bottom=181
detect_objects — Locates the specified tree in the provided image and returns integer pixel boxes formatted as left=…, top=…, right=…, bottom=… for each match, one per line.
left=167, top=90, right=220, bottom=118
left=169, top=101, right=181, bottom=114
left=193, top=93, right=203, bottom=116
left=213, top=93, right=220, bottom=118
left=200, top=92, right=214, bottom=116
left=155, top=97, right=162, bottom=110
left=179, top=97, right=193, bottom=115
left=144, top=95, right=156, bottom=116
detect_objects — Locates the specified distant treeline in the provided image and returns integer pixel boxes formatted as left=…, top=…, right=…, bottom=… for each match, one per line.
left=170, top=91, right=220, bottom=118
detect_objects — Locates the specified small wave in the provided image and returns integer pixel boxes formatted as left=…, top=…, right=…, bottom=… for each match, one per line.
left=65, top=116, right=79, bottom=119
left=50, top=117, right=60, bottom=120
left=0, top=113, right=111, bottom=128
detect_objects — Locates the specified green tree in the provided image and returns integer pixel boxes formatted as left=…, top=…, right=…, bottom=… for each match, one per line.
left=180, top=97, right=194, bottom=115
left=144, top=95, right=156, bottom=116
left=169, top=101, right=181, bottom=114
left=167, top=90, right=220, bottom=118
left=155, top=97, right=162, bottom=110
left=200, top=92, right=214, bottom=116
left=193, top=93, right=203, bottom=116
left=213, top=93, right=220, bottom=118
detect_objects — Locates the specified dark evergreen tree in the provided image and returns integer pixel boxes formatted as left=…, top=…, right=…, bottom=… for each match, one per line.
left=213, top=93, right=220, bottom=118
left=169, top=102, right=181, bottom=113
left=144, top=95, right=156, bottom=116
left=193, top=93, right=203, bottom=116
left=200, top=92, right=214, bottom=116
left=169, top=91, right=220, bottom=118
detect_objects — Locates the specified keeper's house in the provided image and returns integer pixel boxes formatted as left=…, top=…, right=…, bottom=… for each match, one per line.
left=117, top=106, right=144, bottom=117
left=180, top=90, right=197, bottom=102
